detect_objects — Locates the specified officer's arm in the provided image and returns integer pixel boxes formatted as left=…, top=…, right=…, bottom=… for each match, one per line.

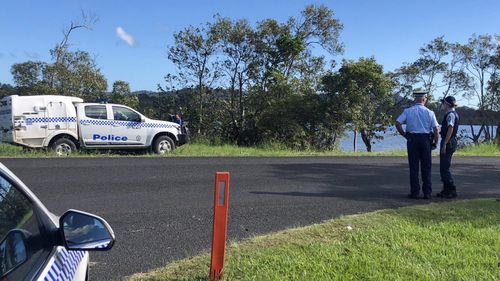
left=443, top=125, right=453, bottom=145
left=395, top=121, right=406, bottom=138
left=433, top=126, right=439, bottom=144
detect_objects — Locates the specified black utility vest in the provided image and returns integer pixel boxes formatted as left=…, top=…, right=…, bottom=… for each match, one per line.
left=440, top=111, right=459, bottom=138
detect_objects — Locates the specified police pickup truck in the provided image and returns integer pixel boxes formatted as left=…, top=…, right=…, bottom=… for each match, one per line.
left=0, top=95, right=188, bottom=155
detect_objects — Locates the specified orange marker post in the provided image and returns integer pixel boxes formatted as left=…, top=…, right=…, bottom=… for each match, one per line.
left=210, top=172, right=230, bottom=281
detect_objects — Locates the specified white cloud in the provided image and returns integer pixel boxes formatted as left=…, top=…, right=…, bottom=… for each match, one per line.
left=116, top=27, right=136, bottom=47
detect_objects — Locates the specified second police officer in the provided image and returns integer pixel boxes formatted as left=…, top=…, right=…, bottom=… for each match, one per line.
left=437, top=96, right=459, bottom=198
left=396, top=91, right=439, bottom=199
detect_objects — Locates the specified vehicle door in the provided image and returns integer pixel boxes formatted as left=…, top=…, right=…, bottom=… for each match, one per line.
left=111, top=106, right=147, bottom=146
left=0, top=172, right=54, bottom=280
left=78, top=104, right=112, bottom=145
left=46, top=100, right=69, bottom=130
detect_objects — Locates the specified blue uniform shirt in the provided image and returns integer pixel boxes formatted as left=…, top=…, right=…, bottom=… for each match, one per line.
left=445, top=109, right=456, bottom=127
left=396, top=104, right=439, bottom=134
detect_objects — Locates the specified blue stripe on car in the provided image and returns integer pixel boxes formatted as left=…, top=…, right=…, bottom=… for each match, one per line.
left=43, top=248, right=85, bottom=281
left=25, top=117, right=77, bottom=125
left=24, top=116, right=175, bottom=129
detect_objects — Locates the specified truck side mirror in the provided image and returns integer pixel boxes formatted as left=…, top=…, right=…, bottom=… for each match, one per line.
left=60, top=210, right=115, bottom=251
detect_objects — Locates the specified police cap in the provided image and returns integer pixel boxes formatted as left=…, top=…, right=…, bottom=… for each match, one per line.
left=440, top=96, right=457, bottom=107
left=412, top=90, right=428, bottom=97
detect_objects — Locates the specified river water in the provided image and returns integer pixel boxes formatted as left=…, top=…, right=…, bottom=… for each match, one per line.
left=340, top=125, right=498, bottom=152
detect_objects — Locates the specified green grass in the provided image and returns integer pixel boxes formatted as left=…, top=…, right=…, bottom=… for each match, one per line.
left=171, top=141, right=408, bottom=157
left=0, top=141, right=498, bottom=157
left=129, top=199, right=500, bottom=281
left=455, top=142, right=500, bottom=156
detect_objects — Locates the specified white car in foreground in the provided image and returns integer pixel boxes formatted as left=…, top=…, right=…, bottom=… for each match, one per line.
left=0, top=162, right=115, bottom=280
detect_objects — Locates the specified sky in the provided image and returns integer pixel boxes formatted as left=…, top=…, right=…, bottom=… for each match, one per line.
left=1, top=0, right=500, bottom=97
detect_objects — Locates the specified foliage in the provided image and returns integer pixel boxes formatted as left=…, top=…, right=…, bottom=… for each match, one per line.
left=10, top=49, right=107, bottom=101
left=392, top=34, right=500, bottom=144
left=111, top=80, right=139, bottom=109
left=0, top=83, right=18, bottom=99
left=322, top=58, right=394, bottom=152
left=9, top=12, right=107, bottom=102
left=5, top=7, right=500, bottom=150
left=46, top=49, right=107, bottom=100
left=167, top=21, right=221, bottom=134
left=163, top=4, right=344, bottom=149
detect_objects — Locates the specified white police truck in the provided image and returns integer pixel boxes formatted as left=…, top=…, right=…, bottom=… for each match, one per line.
left=0, top=95, right=188, bottom=155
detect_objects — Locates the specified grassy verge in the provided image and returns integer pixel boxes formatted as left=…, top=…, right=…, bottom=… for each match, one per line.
left=455, top=142, right=500, bottom=156
left=130, top=199, right=500, bottom=281
left=171, top=141, right=408, bottom=157
left=0, top=142, right=498, bottom=157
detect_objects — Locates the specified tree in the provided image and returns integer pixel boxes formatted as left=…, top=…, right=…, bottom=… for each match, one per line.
left=253, top=5, right=343, bottom=93
left=487, top=39, right=500, bottom=143
left=241, top=5, right=343, bottom=147
left=487, top=73, right=500, bottom=143
left=393, top=36, right=492, bottom=144
left=395, top=37, right=470, bottom=102
left=322, top=58, right=393, bottom=152
left=410, top=37, right=449, bottom=99
left=23, top=49, right=107, bottom=101
left=212, top=17, right=258, bottom=141
left=10, top=11, right=106, bottom=101
left=11, top=52, right=107, bottom=101
left=0, top=83, right=17, bottom=98
left=456, top=34, right=498, bottom=142
left=162, top=5, right=345, bottom=148
left=168, top=22, right=221, bottom=135
left=10, top=61, right=50, bottom=95
left=48, top=10, right=98, bottom=88
left=111, top=80, right=139, bottom=109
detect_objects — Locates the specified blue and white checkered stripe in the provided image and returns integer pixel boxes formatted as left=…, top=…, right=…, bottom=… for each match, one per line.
left=26, top=117, right=77, bottom=125
left=80, top=119, right=175, bottom=129
left=43, top=248, right=85, bottom=281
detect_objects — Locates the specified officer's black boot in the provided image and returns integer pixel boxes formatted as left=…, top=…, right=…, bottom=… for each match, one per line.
left=443, top=185, right=457, bottom=199
left=436, top=185, right=449, bottom=198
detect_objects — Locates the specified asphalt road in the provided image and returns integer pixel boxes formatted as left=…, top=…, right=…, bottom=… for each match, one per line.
left=2, top=157, right=499, bottom=280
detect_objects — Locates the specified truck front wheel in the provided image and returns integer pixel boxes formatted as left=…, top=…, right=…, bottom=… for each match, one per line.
left=52, top=138, right=77, bottom=156
left=153, top=136, right=175, bottom=154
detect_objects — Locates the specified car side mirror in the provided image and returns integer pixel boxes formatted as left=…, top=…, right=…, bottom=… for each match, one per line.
left=0, top=229, right=30, bottom=277
left=60, top=210, right=115, bottom=251
left=140, top=116, right=145, bottom=122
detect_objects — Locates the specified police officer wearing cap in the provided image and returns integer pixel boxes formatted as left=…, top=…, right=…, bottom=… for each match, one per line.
left=396, top=91, right=439, bottom=199
left=437, top=96, right=459, bottom=198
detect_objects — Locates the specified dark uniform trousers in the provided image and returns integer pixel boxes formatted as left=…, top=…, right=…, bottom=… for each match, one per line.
left=440, top=137, right=457, bottom=189
left=407, top=133, right=433, bottom=196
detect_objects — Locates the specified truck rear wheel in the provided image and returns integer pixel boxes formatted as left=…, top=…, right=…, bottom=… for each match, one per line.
left=52, top=138, right=77, bottom=156
left=153, top=136, right=175, bottom=154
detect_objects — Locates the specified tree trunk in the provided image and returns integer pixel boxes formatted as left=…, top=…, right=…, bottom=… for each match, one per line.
left=484, top=125, right=491, bottom=141
left=353, top=129, right=357, bottom=152
left=496, top=122, right=500, bottom=144
left=238, top=73, right=244, bottom=125
left=197, top=75, right=204, bottom=135
left=360, top=129, right=372, bottom=152
left=470, top=124, right=485, bottom=144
